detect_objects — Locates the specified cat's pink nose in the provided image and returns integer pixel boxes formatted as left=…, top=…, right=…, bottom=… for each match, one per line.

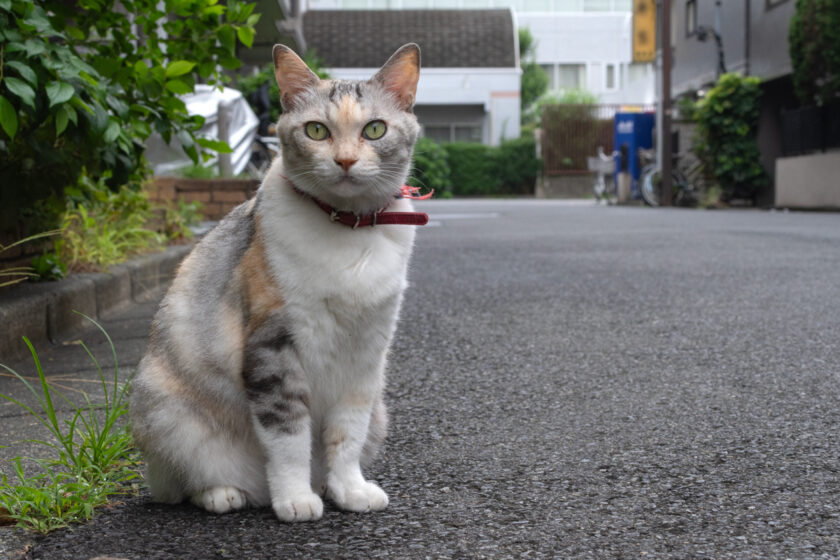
left=335, top=158, right=357, bottom=172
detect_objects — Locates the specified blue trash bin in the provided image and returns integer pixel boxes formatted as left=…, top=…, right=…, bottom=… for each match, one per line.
left=614, top=112, right=655, bottom=199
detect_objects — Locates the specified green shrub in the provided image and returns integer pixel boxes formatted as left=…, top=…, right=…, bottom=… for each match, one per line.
left=695, top=73, right=767, bottom=201
left=444, top=143, right=496, bottom=196
left=56, top=172, right=163, bottom=272
left=407, top=137, right=451, bottom=196
left=789, top=0, right=840, bottom=106
left=0, top=0, right=258, bottom=237
left=440, top=138, right=541, bottom=197
left=519, top=28, right=549, bottom=112
left=496, top=137, right=541, bottom=195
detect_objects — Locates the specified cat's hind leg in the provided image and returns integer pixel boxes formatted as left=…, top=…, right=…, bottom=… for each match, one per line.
left=131, top=355, right=270, bottom=513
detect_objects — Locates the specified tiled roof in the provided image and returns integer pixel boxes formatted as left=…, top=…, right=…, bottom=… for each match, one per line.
left=302, top=9, right=516, bottom=68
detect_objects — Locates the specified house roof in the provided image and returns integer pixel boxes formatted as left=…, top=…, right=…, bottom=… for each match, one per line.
left=302, top=9, right=517, bottom=69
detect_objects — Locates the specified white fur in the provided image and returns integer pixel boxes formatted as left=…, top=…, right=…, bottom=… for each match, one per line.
left=254, top=158, right=414, bottom=517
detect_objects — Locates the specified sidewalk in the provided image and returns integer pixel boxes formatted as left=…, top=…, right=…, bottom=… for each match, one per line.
left=0, top=246, right=191, bottom=559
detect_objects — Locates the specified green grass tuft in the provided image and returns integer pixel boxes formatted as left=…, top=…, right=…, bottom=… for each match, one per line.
left=0, top=314, right=141, bottom=533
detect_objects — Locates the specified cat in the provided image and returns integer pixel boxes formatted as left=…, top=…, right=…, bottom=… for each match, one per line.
left=129, top=43, right=424, bottom=522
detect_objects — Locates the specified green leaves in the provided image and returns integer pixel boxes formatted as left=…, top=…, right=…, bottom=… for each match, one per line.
left=5, top=60, right=37, bottom=86
left=236, top=25, right=255, bottom=49
left=3, top=77, right=35, bottom=109
left=164, top=60, right=195, bottom=78
left=695, top=73, right=767, bottom=199
left=164, top=79, right=192, bottom=94
left=46, top=81, right=75, bottom=108
left=196, top=137, right=232, bottom=153
left=1, top=0, right=262, bottom=237
left=0, top=95, right=18, bottom=140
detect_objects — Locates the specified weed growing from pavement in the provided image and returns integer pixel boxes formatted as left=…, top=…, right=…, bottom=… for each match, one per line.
left=0, top=315, right=140, bottom=533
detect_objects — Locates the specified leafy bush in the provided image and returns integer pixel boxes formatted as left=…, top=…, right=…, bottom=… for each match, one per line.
left=407, top=137, right=452, bottom=196
left=442, top=137, right=540, bottom=196
left=0, top=0, right=258, bottom=236
left=519, top=28, right=549, bottom=113
left=496, top=137, right=541, bottom=195
left=444, top=143, right=497, bottom=196
left=789, top=0, right=840, bottom=106
left=695, top=73, right=767, bottom=201
left=57, top=173, right=163, bottom=272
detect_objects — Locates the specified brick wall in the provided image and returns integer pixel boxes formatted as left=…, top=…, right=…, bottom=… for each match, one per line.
left=147, top=177, right=260, bottom=220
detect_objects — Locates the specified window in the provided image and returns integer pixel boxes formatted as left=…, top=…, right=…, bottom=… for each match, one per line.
left=605, top=63, right=617, bottom=90
left=422, top=124, right=483, bottom=143
left=557, top=64, right=585, bottom=90
left=423, top=126, right=451, bottom=144
left=454, top=125, right=482, bottom=142
left=685, top=0, right=697, bottom=36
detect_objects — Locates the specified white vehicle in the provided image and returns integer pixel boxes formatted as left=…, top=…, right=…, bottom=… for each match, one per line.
left=144, top=85, right=260, bottom=177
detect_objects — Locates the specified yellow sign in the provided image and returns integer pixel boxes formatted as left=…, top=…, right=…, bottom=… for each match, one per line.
left=633, top=0, right=656, bottom=63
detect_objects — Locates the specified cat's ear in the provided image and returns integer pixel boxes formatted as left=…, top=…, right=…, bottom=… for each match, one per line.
left=371, top=43, right=420, bottom=111
left=273, top=44, right=320, bottom=111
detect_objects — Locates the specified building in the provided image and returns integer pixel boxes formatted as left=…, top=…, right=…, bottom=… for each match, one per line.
left=671, top=0, right=839, bottom=208
left=670, top=0, right=799, bottom=205
left=252, top=0, right=655, bottom=146
left=302, top=9, right=521, bottom=145
left=304, top=0, right=654, bottom=106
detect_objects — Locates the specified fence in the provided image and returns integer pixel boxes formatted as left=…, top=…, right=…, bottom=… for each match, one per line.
left=541, top=104, right=624, bottom=176
left=781, top=102, right=840, bottom=157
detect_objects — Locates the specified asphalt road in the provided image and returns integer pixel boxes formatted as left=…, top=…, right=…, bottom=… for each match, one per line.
left=2, top=200, right=839, bottom=559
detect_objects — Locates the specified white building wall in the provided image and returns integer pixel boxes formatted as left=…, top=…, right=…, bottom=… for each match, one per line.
left=518, top=11, right=654, bottom=105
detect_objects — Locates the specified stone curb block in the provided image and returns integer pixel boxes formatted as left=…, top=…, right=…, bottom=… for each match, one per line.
left=0, top=244, right=192, bottom=362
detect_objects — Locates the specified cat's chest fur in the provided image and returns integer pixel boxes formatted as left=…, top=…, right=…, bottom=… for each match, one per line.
left=255, top=164, right=416, bottom=387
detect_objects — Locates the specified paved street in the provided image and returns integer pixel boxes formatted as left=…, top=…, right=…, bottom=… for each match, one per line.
left=2, top=200, right=839, bottom=558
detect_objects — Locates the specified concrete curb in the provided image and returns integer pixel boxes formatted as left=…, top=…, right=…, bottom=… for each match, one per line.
left=0, top=244, right=192, bottom=362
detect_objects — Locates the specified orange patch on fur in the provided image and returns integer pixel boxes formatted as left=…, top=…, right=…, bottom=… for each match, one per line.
left=236, top=217, right=284, bottom=334
left=146, top=354, right=191, bottom=398
left=323, top=425, right=347, bottom=463
left=337, top=95, right=361, bottom=127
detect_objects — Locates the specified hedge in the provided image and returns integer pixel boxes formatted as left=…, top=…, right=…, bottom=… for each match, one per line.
left=408, top=136, right=540, bottom=197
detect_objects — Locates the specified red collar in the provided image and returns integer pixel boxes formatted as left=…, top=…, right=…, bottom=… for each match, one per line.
left=282, top=175, right=430, bottom=229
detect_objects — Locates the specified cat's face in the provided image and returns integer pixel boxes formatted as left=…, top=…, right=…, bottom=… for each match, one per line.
left=273, top=44, right=421, bottom=214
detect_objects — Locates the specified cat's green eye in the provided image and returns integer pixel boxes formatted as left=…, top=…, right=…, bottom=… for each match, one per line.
left=362, top=120, right=387, bottom=140
left=305, top=122, right=330, bottom=140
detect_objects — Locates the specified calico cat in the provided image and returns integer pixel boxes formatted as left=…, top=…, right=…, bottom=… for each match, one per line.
left=129, top=43, right=424, bottom=522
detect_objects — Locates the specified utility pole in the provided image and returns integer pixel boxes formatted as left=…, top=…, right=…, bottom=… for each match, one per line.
left=660, top=0, right=673, bottom=206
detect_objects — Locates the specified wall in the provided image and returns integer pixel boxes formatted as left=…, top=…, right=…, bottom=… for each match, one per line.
left=147, top=178, right=260, bottom=220
left=671, top=0, right=747, bottom=97
left=519, top=12, right=655, bottom=104
left=775, top=152, right=840, bottom=209
left=748, top=0, right=794, bottom=81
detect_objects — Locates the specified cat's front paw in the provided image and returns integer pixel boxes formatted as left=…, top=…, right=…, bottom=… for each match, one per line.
left=191, top=486, right=247, bottom=514
left=326, top=478, right=389, bottom=513
left=272, top=492, right=324, bottom=522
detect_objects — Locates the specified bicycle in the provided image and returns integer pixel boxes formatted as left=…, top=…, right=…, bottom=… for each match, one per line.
left=588, top=146, right=618, bottom=204
left=245, top=83, right=282, bottom=179
left=638, top=149, right=706, bottom=207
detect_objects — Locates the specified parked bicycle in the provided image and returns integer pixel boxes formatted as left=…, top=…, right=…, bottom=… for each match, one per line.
left=588, top=146, right=618, bottom=203
left=638, top=149, right=706, bottom=207
left=245, top=83, right=282, bottom=179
